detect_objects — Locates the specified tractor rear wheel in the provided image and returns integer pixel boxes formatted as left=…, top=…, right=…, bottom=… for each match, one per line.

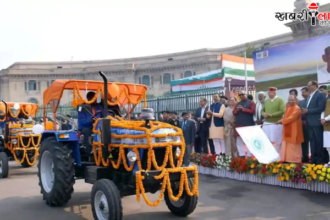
left=91, top=179, right=123, bottom=220
left=0, top=152, right=9, bottom=178
left=164, top=178, right=198, bottom=217
left=38, top=137, right=75, bottom=206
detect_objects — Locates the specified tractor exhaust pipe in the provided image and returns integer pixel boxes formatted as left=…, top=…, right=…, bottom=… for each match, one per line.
left=98, top=71, right=111, bottom=160
left=99, top=71, right=109, bottom=117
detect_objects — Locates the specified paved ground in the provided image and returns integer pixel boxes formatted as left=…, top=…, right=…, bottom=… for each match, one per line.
left=1, top=162, right=330, bottom=220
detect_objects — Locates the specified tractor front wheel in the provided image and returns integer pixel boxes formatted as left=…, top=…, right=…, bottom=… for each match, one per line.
left=164, top=178, right=198, bottom=217
left=0, top=152, right=9, bottom=178
left=38, top=137, right=75, bottom=206
left=91, top=179, right=123, bottom=220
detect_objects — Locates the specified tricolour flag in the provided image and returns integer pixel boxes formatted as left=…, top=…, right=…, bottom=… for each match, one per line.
left=221, top=54, right=255, bottom=81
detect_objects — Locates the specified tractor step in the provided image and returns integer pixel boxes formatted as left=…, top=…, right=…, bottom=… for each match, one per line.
left=84, top=166, right=112, bottom=185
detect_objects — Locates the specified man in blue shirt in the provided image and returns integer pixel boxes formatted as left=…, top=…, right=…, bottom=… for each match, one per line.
left=78, top=91, right=103, bottom=156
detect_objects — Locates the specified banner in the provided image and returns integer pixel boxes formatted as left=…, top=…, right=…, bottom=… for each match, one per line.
left=253, top=34, right=330, bottom=101
left=236, top=125, right=280, bottom=164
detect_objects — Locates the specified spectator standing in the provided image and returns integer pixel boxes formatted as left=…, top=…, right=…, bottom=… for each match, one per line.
left=179, top=112, right=196, bottom=166
left=247, top=94, right=253, bottom=101
left=207, top=93, right=226, bottom=155
left=255, top=91, right=266, bottom=125
left=162, top=110, right=175, bottom=125
left=289, top=89, right=298, bottom=96
left=220, top=96, right=228, bottom=107
left=299, top=87, right=310, bottom=162
left=289, top=88, right=300, bottom=104
left=233, top=91, right=255, bottom=157
left=261, top=87, right=286, bottom=153
left=277, top=95, right=304, bottom=163
left=223, top=97, right=238, bottom=157
left=195, top=97, right=210, bottom=154
left=302, top=81, right=327, bottom=164
left=171, top=112, right=180, bottom=127
left=319, top=85, right=328, bottom=96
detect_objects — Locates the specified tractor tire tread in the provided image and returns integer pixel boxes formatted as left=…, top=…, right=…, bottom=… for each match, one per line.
left=38, top=136, right=75, bottom=207
left=0, top=152, right=9, bottom=178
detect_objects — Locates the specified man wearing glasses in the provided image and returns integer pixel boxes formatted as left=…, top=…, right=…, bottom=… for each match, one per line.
left=261, top=87, right=286, bottom=153
left=233, top=91, right=255, bottom=157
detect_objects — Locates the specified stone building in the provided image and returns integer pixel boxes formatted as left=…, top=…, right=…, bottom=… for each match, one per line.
left=0, top=0, right=329, bottom=105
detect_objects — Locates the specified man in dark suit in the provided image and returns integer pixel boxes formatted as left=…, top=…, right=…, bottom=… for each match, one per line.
left=179, top=112, right=196, bottom=166
left=195, top=97, right=209, bottom=154
left=171, top=111, right=180, bottom=127
left=302, top=81, right=327, bottom=164
left=162, top=110, right=175, bottom=125
left=299, top=87, right=310, bottom=162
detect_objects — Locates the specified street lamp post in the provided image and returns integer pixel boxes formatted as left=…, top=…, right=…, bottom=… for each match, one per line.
left=227, top=77, right=232, bottom=96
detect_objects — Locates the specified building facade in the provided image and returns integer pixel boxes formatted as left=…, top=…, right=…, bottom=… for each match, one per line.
left=1, top=1, right=329, bottom=105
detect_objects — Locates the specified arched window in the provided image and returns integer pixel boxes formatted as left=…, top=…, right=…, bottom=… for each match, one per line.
left=163, top=73, right=171, bottom=84
left=142, top=75, right=150, bottom=86
left=184, top=71, right=192, bottom=78
left=28, top=80, right=37, bottom=90
left=28, top=98, right=38, bottom=104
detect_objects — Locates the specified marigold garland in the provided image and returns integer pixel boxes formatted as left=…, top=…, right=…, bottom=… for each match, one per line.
left=0, top=104, right=38, bottom=122
left=3, top=124, right=41, bottom=166
left=71, top=83, right=147, bottom=108
left=91, top=117, right=199, bottom=207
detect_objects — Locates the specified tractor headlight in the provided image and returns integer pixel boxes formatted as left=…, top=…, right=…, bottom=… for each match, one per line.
left=127, top=151, right=137, bottom=162
left=12, top=139, right=18, bottom=145
left=176, top=147, right=181, bottom=157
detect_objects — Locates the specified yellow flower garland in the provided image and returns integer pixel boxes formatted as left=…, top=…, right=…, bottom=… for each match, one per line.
left=71, top=83, right=147, bottom=108
left=91, top=117, right=199, bottom=207
left=4, top=124, right=41, bottom=166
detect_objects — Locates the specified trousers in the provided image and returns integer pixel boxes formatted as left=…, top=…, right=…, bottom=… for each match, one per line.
left=212, top=138, right=225, bottom=155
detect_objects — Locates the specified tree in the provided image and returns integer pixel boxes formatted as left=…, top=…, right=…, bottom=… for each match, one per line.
left=240, top=44, right=259, bottom=59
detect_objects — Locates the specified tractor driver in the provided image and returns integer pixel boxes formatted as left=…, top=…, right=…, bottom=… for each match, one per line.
left=78, top=91, right=103, bottom=157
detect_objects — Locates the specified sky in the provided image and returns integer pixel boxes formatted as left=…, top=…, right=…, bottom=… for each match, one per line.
left=0, top=0, right=329, bottom=70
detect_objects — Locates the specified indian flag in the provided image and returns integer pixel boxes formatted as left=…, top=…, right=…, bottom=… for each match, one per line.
left=221, top=54, right=255, bottom=81
left=171, top=69, right=223, bottom=92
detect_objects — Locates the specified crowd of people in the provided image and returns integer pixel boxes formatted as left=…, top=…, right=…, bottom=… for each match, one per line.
left=157, top=80, right=330, bottom=166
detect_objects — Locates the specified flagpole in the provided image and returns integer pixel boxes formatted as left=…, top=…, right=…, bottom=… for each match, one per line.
left=244, top=51, right=248, bottom=92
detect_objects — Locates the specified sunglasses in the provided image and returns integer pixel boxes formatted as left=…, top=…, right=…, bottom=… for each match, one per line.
left=238, top=94, right=245, bottom=96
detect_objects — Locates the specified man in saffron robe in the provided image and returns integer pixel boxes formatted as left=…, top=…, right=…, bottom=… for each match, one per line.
left=206, top=93, right=226, bottom=155
left=277, top=95, right=304, bottom=163
left=233, top=91, right=255, bottom=157
left=261, top=87, right=286, bottom=153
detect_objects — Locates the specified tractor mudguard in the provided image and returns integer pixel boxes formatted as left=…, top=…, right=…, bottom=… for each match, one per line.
left=41, top=130, right=79, bottom=142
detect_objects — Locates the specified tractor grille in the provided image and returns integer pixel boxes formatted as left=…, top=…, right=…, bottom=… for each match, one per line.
left=140, top=147, right=176, bottom=170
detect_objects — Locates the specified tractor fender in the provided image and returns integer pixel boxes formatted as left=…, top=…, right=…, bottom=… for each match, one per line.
left=41, top=131, right=81, bottom=166
left=41, top=130, right=79, bottom=142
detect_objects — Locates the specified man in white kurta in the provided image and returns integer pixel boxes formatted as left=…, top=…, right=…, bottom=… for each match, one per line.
left=254, top=91, right=266, bottom=125
left=261, top=87, right=286, bottom=153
